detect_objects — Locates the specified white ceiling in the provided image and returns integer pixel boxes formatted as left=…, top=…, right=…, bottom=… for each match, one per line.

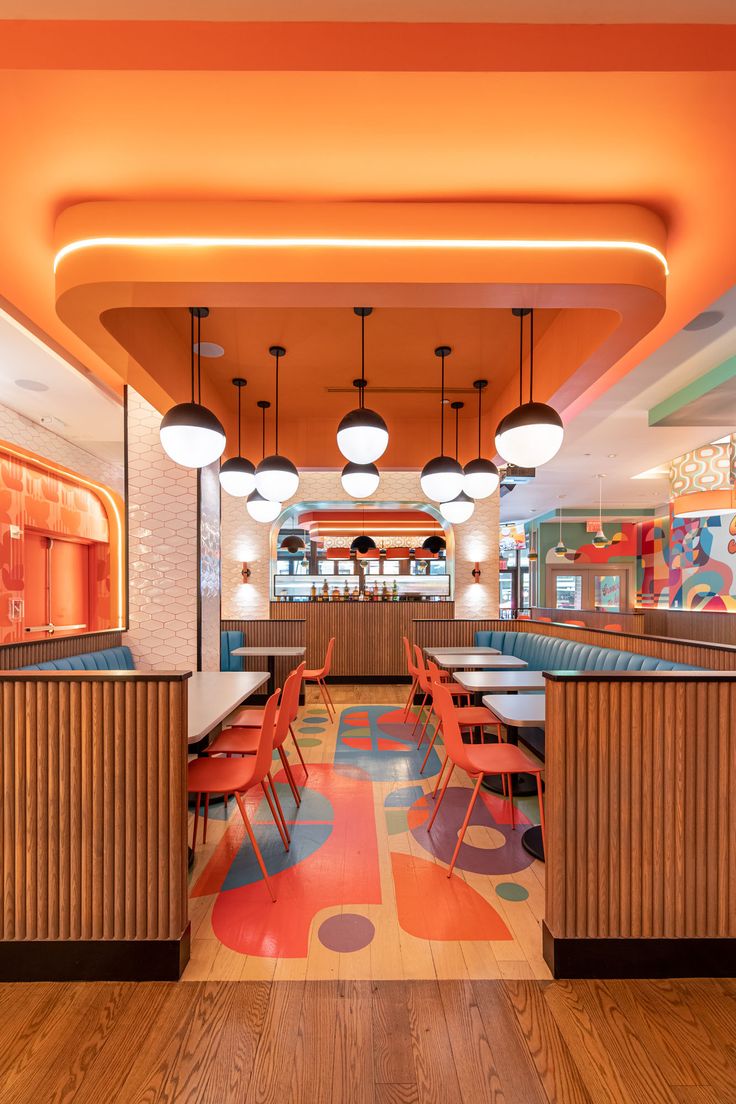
left=0, top=308, right=124, bottom=464
left=501, top=285, right=736, bottom=523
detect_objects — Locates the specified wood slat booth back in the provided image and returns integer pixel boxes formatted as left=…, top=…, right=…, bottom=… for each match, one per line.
left=0, top=630, right=124, bottom=671
left=643, top=607, right=736, bottom=647
left=0, top=671, right=190, bottom=982
left=269, top=602, right=455, bottom=678
left=543, top=671, right=736, bottom=978
left=530, top=607, right=645, bottom=633
left=412, top=617, right=736, bottom=670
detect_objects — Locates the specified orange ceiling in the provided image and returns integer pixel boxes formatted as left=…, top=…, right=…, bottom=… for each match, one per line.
left=1, top=20, right=736, bottom=468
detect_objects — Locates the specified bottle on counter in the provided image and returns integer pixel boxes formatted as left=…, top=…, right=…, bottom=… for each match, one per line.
left=322, top=579, right=329, bottom=600
left=310, top=581, right=317, bottom=601
left=392, top=580, right=399, bottom=601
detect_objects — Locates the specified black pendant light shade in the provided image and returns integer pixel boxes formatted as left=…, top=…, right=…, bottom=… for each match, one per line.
left=337, top=308, right=389, bottom=465
left=160, top=307, right=226, bottom=468
left=341, top=461, right=380, bottom=498
left=420, top=346, right=464, bottom=502
left=280, top=535, right=306, bottom=553
left=254, top=346, right=300, bottom=502
left=350, top=534, right=377, bottom=554
left=495, top=308, right=564, bottom=468
left=440, top=400, right=475, bottom=524
left=462, top=379, right=499, bottom=499
left=219, top=377, right=256, bottom=497
left=422, top=535, right=446, bottom=554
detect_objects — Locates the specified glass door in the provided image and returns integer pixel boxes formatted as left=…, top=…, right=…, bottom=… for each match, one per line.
left=499, top=570, right=515, bottom=617
left=553, top=572, right=583, bottom=610
left=593, top=570, right=627, bottom=612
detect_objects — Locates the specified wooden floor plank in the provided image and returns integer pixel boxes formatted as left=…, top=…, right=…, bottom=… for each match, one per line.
left=291, top=980, right=339, bottom=1104
left=470, top=980, right=549, bottom=1104
left=332, top=980, right=374, bottom=1104
left=375, top=1087, right=420, bottom=1104
left=406, top=980, right=463, bottom=1104
left=372, top=981, right=417, bottom=1085
left=199, top=981, right=270, bottom=1101
left=245, top=980, right=306, bottom=1104
left=436, top=980, right=505, bottom=1104
left=504, top=980, right=593, bottom=1104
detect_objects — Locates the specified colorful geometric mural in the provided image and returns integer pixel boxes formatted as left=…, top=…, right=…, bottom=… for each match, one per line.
left=638, top=507, right=736, bottom=611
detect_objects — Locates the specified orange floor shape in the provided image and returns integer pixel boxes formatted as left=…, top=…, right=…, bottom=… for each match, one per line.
left=185, top=684, right=549, bottom=982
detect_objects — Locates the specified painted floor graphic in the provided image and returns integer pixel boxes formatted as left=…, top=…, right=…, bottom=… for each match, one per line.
left=186, top=701, right=548, bottom=980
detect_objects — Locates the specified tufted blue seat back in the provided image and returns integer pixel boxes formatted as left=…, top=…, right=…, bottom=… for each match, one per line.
left=21, top=645, right=135, bottom=671
left=473, top=630, right=700, bottom=672
left=220, top=630, right=245, bottom=672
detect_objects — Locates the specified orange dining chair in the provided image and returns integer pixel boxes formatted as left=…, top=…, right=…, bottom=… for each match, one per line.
left=411, top=645, right=470, bottom=743
left=537, top=616, right=552, bottom=623
left=188, top=689, right=283, bottom=901
left=417, top=660, right=502, bottom=775
left=303, top=637, right=336, bottom=720
left=222, top=662, right=309, bottom=783
left=427, top=680, right=546, bottom=878
left=604, top=623, right=623, bottom=631
left=402, top=635, right=420, bottom=721
left=207, top=663, right=306, bottom=808
left=566, top=620, right=586, bottom=628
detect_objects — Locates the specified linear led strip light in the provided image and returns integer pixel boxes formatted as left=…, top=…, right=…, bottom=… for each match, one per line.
left=53, top=236, right=670, bottom=276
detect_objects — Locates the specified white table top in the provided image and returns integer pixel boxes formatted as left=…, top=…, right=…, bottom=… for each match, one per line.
left=231, top=646, right=306, bottom=657
left=482, top=693, right=546, bottom=728
left=188, top=670, right=269, bottom=744
left=424, top=645, right=501, bottom=657
left=432, top=654, right=528, bottom=670
left=454, top=670, right=546, bottom=693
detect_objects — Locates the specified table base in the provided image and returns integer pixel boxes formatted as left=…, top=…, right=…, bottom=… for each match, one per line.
left=521, top=824, right=545, bottom=862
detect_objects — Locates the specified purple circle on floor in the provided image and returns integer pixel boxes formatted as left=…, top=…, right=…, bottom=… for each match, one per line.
left=317, top=913, right=375, bottom=953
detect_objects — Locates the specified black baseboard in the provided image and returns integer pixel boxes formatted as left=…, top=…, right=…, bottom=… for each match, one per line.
left=543, top=921, right=736, bottom=978
left=0, top=925, right=190, bottom=982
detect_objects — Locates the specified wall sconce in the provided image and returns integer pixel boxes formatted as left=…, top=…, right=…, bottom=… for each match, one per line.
left=472, top=562, right=481, bottom=583
left=241, top=561, right=251, bottom=582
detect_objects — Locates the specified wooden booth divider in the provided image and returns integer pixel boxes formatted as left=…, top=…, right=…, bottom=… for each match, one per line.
left=0, top=670, right=190, bottom=982
left=530, top=607, right=645, bottom=633
left=543, top=670, right=736, bottom=977
left=0, top=630, right=124, bottom=671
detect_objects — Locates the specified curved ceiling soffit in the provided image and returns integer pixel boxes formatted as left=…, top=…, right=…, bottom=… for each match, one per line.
left=54, top=199, right=667, bottom=446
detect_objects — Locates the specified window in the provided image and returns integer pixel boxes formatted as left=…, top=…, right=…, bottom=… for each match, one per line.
left=383, top=560, right=400, bottom=574
left=337, top=561, right=354, bottom=575
left=555, top=574, right=583, bottom=610
left=318, top=562, right=334, bottom=575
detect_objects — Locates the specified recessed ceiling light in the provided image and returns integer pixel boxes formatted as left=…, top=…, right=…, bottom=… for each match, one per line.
left=607, top=453, right=617, bottom=458
left=683, top=310, right=724, bottom=331
left=15, top=378, right=49, bottom=391
left=193, top=341, right=225, bottom=358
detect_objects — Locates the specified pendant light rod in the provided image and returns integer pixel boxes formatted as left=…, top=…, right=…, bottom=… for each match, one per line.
left=435, top=345, right=452, bottom=453
left=511, top=307, right=531, bottom=408
left=353, top=307, right=373, bottom=410
left=268, top=345, right=286, bottom=454
left=451, top=400, right=464, bottom=460
left=257, top=400, right=270, bottom=459
left=529, top=308, right=535, bottom=403
left=473, top=379, right=487, bottom=457
left=232, top=377, right=247, bottom=455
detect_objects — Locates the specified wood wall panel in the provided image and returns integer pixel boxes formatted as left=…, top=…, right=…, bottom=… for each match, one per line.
left=268, top=602, right=455, bottom=677
left=222, top=617, right=306, bottom=689
left=530, top=607, right=644, bottom=633
left=544, top=672, right=736, bottom=941
left=412, top=617, right=736, bottom=671
left=643, top=608, right=736, bottom=647
left=0, top=672, right=188, bottom=944
left=0, top=631, right=124, bottom=671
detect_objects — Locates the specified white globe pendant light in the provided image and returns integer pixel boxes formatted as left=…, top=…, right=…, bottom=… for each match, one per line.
left=160, top=307, right=226, bottom=468
left=420, top=346, right=464, bottom=502
left=247, top=399, right=281, bottom=522
left=440, top=401, right=475, bottom=524
left=341, top=462, right=380, bottom=498
left=219, top=377, right=256, bottom=497
left=337, top=307, right=389, bottom=465
left=254, top=346, right=300, bottom=501
left=462, top=379, right=499, bottom=499
left=495, top=308, right=564, bottom=469
left=246, top=489, right=282, bottom=523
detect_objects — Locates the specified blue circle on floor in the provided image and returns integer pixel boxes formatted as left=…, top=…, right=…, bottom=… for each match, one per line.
left=301, top=716, right=326, bottom=726
left=495, top=882, right=529, bottom=902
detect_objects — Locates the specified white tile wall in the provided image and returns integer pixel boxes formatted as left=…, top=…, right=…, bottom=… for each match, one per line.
left=126, top=389, right=198, bottom=671
left=221, top=469, right=499, bottom=620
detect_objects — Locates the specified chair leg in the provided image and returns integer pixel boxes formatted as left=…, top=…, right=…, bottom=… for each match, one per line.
left=322, top=678, right=337, bottom=714
left=432, top=756, right=453, bottom=799
left=203, top=794, right=210, bottom=844
left=447, top=774, right=484, bottom=878
left=266, top=772, right=291, bottom=847
left=536, top=772, right=546, bottom=856
left=191, top=792, right=202, bottom=851
left=317, top=678, right=334, bottom=720
left=234, top=791, right=276, bottom=902
left=420, top=717, right=442, bottom=775
left=428, top=760, right=455, bottom=830
left=289, top=723, right=309, bottom=779
left=278, top=746, right=301, bottom=806
left=416, top=704, right=433, bottom=750
left=509, top=776, right=515, bottom=830
left=403, top=677, right=418, bottom=720
left=261, top=776, right=290, bottom=851
left=411, top=694, right=428, bottom=737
